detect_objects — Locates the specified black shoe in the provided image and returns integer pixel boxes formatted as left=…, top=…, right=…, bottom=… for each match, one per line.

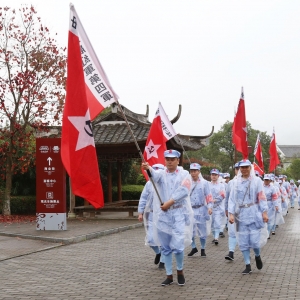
left=158, top=262, right=165, bottom=270
left=211, top=239, right=216, bottom=243
left=219, top=232, right=225, bottom=238
left=271, top=231, right=275, bottom=235
left=298, top=208, right=300, bottom=210
left=201, top=249, right=206, bottom=257
left=161, top=276, right=173, bottom=286
left=255, top=255, right=263, bottom=270
left=268, top=236, right=270, bottom=239
left=187, top=247, right=198, bottom=257
left=225, top=251, right=234, bottom=261
left=242, top=264, right=252, bottom=275
left=177, top=274, right=185, bottom=286
left=214, top=240, right=219, bottom=245
left=154, top=253, right=161, bottom=265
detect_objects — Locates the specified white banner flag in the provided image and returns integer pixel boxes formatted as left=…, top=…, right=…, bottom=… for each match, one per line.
left=156, top=102, right=177, bottom=142
left=69, top=5, right=118, bottom=120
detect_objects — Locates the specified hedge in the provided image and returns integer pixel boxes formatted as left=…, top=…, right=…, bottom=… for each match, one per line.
left=0, top=185, right=145, bottom=214
left=112, top=185, right=144, bottom=201
left=0, top=196, right=36, bottom=215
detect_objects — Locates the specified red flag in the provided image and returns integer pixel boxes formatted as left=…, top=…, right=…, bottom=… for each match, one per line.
left=269, top=128, right=280, bottom=172
left=254, top=133, right=264, bottom=171
left=143, top=106, right=167, bottom=169
left=61, top=5, right=105, bottom=208
left=234, top=88, right=248, bottom=159
left=253, top=162, right=264, bottom=176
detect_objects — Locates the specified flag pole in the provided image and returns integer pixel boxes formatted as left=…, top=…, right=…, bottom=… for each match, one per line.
left=114, top=100, right=163, bottom=205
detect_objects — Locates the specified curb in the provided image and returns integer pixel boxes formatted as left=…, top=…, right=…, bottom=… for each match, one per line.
left=0, top=222, right=143, bottom=245
left=0, top=244, right=62, bottom=262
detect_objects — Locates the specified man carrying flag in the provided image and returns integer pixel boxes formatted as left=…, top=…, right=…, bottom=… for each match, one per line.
left=142, top=150, right=193, bottom=286
left=61, top=4, right=117, bottom=208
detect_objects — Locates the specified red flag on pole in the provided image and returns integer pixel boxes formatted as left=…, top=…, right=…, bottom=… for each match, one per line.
left=253, top=162, right=264, bottom=176
left=142, top=103, right=177, bottom=178
left=61, top=5, right=108, bottom=208
left=233, top=87, right=248, bottom=159
left=254, top=133, right=264, bottom=171
left=269, top=128, right=280, bottom=172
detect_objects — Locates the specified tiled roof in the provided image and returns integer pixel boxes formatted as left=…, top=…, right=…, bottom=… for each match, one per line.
left=94, top=122, right=149, bottom=144
left=93, top=121, right=205, bottom=150
left=93, top=104, right=213, bottom=150
left=277, top=145, right=300, bottom=158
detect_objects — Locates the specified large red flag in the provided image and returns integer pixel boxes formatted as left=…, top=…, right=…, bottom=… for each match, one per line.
left=254, top=133, right=264, bottom=171
left=269, top=128, right=280, bottom=172
left=61, top=5, right=106, bottom=208
left=234, top=88, right=248, bottom=159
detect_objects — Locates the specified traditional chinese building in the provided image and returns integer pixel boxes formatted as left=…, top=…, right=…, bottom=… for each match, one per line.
left=93, top=103, right=214, bottom=202
left=36, top=104, right=214, bottom=205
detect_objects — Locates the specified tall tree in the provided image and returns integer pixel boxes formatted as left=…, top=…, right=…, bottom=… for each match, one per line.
left=0, top=6, right=66, bottom=215
left=286, top=159, right=300, bottom=180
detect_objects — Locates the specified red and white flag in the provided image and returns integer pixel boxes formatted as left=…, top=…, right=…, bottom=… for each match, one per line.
left=269, top=127, right=280, bottom=172
left=157, top=102, right=177, bottom=142
left=61, top=5, right=108, bottom=208
left=69, top=5, right=117, bottom=120
left=253, top=162, right=264, bottom=176
left=254, top=133, right=264, bottom=171
left=233, top=87, right=248, bottom=159
left=142, top=103, right=177, bottom=177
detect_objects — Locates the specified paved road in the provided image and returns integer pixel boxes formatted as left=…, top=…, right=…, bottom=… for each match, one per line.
left=0, top=208, right=299, bottom=299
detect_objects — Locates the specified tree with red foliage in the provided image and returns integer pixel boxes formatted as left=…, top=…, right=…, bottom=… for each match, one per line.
left=0, top=6, right=66, bottom=215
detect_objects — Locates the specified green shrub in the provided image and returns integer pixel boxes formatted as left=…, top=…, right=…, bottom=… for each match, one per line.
left=0, top=196, right=36, bottom=215
left=112, top=185, right=144, bottom=200
left=136, top=174, right=147, bottom=185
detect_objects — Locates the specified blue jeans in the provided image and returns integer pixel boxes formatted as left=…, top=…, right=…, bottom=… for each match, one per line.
left=242, top=248, right=260, bottom=265
left=228, top=236, right=237, bottom=252
left=291, top=198, right=295, bottom=207
left=212, top=229, right=220, bottom=239
left=164, top=252, right=184, bottom=275
left=191, top=237, right=206, bottom=249
left=150, top=246, right=165, bottom=263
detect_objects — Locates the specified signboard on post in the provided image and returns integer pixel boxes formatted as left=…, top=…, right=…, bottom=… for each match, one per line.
left=36, top=138, right=67, bottom=230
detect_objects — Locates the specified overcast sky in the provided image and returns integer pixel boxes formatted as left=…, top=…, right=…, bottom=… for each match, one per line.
left=4, top=0, right=300, bottom=145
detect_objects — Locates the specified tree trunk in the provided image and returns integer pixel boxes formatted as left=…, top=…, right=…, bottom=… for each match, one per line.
left=3, top=156, right=12, bottom=215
